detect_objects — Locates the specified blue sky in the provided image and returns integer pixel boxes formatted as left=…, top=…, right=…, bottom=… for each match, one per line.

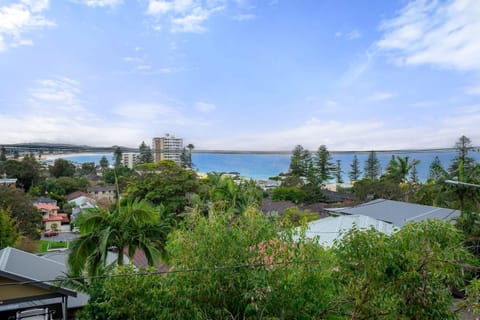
left=0, top=0, right=479, bottom=151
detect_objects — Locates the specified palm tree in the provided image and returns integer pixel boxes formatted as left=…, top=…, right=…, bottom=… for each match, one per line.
left=68, top=199, right=174, bottom=277
left=385, top=156, right=420, bottom=183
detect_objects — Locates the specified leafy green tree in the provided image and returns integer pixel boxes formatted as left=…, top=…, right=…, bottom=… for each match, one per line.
left=0, top=156, right=44, bottom=191
left=165, top=208, right=333, bottom=320
left=56, top=176, right=89, bottom=194
left=138, top=141, right=153, bottom=164
left=78, top=162, right=96, bottom=176
left=353, top=178, right=402, bottom=201
left=49, top=158, right=76, bottom=178
left=364, top=151, right=381, bottom=180
left=279, top=207, right=319, bottom=226
left=315, top=145, right=334, bottom=182
left=113, top=146, right=123, bottom=168
left=349, top=155, right=361, bottom=182
left=68, top=199, right=174, bottom=277
left=0, top=208, right=19, bottom=249
left=334, top=220, right=471, bottom=319
left=0, top=186, right=42, bottom=239
left=384, top=155, right=420, bottom=183
left=99, top=156, right=109, bottom=170
left=125, top=160, right=198, bottom=213
left=0, top=146, right=6, bottom=161
left=204, top=174, right=262, bottom=214
left=271, top=186, right=306, bottom=204
left=102, top=167, right=133, bottom=192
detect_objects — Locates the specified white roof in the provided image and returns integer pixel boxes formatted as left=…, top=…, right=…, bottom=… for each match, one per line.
left=299, top=215, right=396, bottom=247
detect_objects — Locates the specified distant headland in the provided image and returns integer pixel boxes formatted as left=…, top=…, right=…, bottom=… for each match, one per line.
left=1, top=142, right=474, bottom=155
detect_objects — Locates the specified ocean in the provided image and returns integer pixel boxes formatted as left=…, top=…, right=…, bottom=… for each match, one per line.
left=54, top=150, right=480, bottom=182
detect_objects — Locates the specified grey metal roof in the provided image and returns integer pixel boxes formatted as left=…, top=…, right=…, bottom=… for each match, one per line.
left=325, top=199, right=460, bottom=227
left=298, top=214, right=396, bottom=247
left=0, top=247, right=76, bottom=297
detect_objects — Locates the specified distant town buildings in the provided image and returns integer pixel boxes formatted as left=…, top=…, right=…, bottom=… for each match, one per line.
left=121, top=152, right=140, bottom=169
left=152, top=134, right=183, bottom=164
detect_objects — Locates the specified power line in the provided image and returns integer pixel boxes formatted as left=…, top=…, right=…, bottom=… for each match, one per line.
left=0, top=259, right=320, bottom=288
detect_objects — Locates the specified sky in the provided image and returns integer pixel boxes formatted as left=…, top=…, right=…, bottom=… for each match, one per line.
left=0, top=0, right=479, bottom=151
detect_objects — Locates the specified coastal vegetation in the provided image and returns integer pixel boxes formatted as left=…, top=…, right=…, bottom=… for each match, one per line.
left=0, top=135, right=479, bottom=318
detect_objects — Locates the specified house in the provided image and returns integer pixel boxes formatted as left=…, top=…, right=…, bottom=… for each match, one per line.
left=325, top=199, right=460, bottom=228
left=297, top=214, right=396, bottom=247
left=66, top=191, right=97, bottom=222
left=0, top=247, right=88, bottom=320
left=0, top=173, right=17, bottom=188
left=87, top=185, right=116, bottom=203
left=34, top=203, right=69, bottom=232
left=298, top=199, right=460, bottom=247
left=33, top=197, right=58, bottom=206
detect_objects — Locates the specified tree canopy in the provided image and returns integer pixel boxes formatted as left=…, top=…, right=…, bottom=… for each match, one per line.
left=125, top=160, right=198, bottom=213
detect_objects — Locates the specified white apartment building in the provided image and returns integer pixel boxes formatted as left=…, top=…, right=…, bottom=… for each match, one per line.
left=152, top=134, right=183, bottom=164
left=121, top=152, right=140, bottom=169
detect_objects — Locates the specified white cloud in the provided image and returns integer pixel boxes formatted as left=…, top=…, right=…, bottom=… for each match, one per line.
left=147, top=0, right=195, bottom=15
left=368, top=91, right=395, bottom=102
left=194, top=101, right=216, bottom=112
left=232, top=13, right=255, bottom=21
left=70, top=0, right=123, bottom=8
left=346, top=30, right=361, bottom=40
left=465, top=85, right=480, bottom=95
left=171, top=7, right=212, bottom=33
left=199, top=111, right=480, bottom=151
left=29, top=76, right=85, bottom=113
left=377, top=0, right=480, bottom=71
left=113, top=102, right=210, bottom=126
left=75, top=0, right=122, bottom=7
left=146, top=0, right=227, bottom=33
left=0, top=0, right=55, bottom=51
left=335, top=29, right=361, bottom=40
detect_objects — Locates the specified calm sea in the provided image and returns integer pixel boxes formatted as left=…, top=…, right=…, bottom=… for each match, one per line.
left=55, top=150, right=480, bottom=182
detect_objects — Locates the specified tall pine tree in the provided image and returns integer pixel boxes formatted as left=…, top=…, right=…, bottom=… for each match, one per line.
left=364, top=151, right=381, bottom=180
left=316, top=145, right=334, bottom=182
left=349, top=155, right=362, bottom=182
left=335, top=159, right=343, bottom=184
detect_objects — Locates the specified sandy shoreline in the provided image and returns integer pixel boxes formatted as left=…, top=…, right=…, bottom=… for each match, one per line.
left=41, top=152, right=110, bottom=160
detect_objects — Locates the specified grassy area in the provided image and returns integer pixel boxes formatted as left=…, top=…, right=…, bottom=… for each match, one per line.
left=38, top=240, right=68, bottom=252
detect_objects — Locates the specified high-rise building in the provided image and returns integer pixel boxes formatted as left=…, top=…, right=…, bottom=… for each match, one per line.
left=121, top=152, right=140, bottom=169
left=152, top=134, right=183, bottom=164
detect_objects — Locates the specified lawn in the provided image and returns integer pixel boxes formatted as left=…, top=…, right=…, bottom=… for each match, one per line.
left=39, top=240, right=68, bottom=252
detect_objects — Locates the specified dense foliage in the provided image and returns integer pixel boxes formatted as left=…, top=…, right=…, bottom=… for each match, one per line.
left=0, top=186, right=42, bottom=239
left=124, top=160, right=198, bottom=213
left=78, top=210, right=473, bottom=320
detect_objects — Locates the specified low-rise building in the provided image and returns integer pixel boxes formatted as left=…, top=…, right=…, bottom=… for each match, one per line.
left=87, top=185, right=116, bottom=203
left=34, top=203, right=69, bottom=232
left=0, top=247, right=88, bottom=319
left=0, top=173, right=17, bottom=188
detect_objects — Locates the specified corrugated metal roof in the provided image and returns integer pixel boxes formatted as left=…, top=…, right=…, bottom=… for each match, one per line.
left=325, top=199, right=460, bottom=227
left=0, top=247, right=76, bottom=297
left=298, top=215, right=396, bottom=247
